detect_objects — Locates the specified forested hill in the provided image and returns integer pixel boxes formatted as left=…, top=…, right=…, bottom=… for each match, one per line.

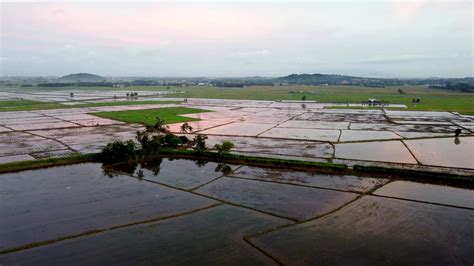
left=58, top=73, right=106, bottom=82
left=278, top=73, right=474, bottom=91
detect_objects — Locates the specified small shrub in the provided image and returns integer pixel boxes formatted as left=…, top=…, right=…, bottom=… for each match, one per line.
left=100, top=140, right=136, bottom=164
left=193, top=134, right=208, bottom=153
left=214, top=140, right=235, bottom=155
left=164, top=133, right=181, bottom=148
left=178, top=135, right=190, bottom=146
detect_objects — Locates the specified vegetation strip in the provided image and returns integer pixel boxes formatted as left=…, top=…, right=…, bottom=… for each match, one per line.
left=0, top=154, right=99, bottom=174
left=0, top=99, right=182, bottom=112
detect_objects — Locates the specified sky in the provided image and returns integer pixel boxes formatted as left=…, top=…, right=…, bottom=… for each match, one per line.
left=0, top=0, right=472, bottom=78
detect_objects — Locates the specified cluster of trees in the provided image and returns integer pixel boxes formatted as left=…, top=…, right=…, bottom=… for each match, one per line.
left=430, top=83, right=474, bottom=93
left=212, top=79, right=274, bottom=87
left=100, top=117, right=234, bottom=164
left=278, top=73, right=398, bottom=87
left=37, top=82, right=116, bottom=87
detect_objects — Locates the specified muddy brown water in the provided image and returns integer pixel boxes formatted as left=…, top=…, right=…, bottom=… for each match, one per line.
left=0, top=159, right=472, bottom=265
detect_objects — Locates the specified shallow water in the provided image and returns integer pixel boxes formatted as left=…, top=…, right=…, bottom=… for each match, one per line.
left=106, top=158, right=238, bottom=190
left=200, top=122, right=276, bottom=136
left=404, top=137, right=474, bottom=169
left=335, top=140, right=418, bottom=164
left=251, top=196, right=474, bottom=265
left=196, top=177, right=358, bottom=220
left=0, top=158, right=472, bottom=264
left=0, top=163, right=216, bottom=251
left=260, top=127, right=340, bottom=142
left=0, top=205, right=287, bottom=266
left=375, top=180, right=474, bottom=208
left=232, top=166, right=389, bottom=192
left=339, top=130, right=401, bottom=142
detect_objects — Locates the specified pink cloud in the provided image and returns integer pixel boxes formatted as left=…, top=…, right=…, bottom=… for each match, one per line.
left=2, top=3, right=277, bottom=49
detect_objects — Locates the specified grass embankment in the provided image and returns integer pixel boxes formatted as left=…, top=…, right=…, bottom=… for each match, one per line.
left=0, top=153, right=98, bottom=174
left=93, top=107, right=210, bottom=125
left=0, top=100, right=182, bottom=112
left=0, top=150, right=472, bottom=184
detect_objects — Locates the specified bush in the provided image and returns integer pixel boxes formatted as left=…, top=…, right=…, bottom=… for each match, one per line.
left=164, top=133, right=181, bottom=148
left=193, top=134, right=208, bottom=153
left=178, top=135, right=190, bottom=146
left=100, top=140, right=136, bottom=164
left=214, top=141, right=235, bottom=155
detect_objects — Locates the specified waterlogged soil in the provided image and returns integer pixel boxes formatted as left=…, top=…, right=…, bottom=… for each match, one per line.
left=404, top=137, right=474, bottom=169
left=200, top=122, right=276, bottom=137
left=260, top=128, right=340, bottom=142
left=349, top=122, right=460, bottom=133
left=0, top=163, right=216, bottom=251
left=335, top=140, right=418, bottom=164
left=232, top=166, right=389, bottom=193
left=251, top=196, right=474, bottom=265
left=0, top=158, right=473, bottom=264
left=278, top=120, right=350, bottom=130
left=374, top=181, right=474, bottom=208
left=339, top=130, right=401, bottom=142
left=196, top=177, right=358, bottom=220
left=0, top=132, right=67, bottom=157
left=205, top=135, right=334, bottom=158
left=296, top=112, right=387, bottom=123
left=0, top=205, right=288, bottom=266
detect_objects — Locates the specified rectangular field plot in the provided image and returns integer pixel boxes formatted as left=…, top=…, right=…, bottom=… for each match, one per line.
left=199, top=122, right=276, bottom=137
left=260, top=128, right=340, bottom=142
left=0, top=132, right=67, bottom=157
left=232, top=166, right=389, bottom=193
left=339, top=130, right=401, bottom=142
left=196, top=177, right=357, bottom=221
left=0, top=163, right=217, bottom=252
left=251, top=196, right=474, bottom=265
left=404, top=137, right=474, bottom=169
left=0, top=205, right=289, bottom=265
left=278, top=120, right=350, bottom=130
left=205, top=135, right=334, bottom=158
left=374, top=181, right=474, bottom=208
left=335, top=140, right=417, bottom=164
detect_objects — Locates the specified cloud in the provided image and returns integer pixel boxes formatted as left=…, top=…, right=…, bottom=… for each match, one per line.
left=230, top=49, right=272, bottom=57
left=355, top=54, right=440, bottom=65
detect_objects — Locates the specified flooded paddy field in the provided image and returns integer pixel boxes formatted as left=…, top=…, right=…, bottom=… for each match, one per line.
left=0, top=159, right=472, bottom=264
left=0, top=95, right=473, bottom=174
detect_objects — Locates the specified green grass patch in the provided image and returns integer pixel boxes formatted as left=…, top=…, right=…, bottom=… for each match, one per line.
left=93, top=107, right=210, bottom=125
left=0, top=153, right=99, bottom=174
left=0, top=100, right=182, bottom=112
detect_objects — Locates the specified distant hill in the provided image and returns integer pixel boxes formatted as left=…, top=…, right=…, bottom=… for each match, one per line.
left=278, top=73, right=474, bottom=89
left=58, top=73, right=106, bottom=82
left=278, top=73, right=392, bottom=87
